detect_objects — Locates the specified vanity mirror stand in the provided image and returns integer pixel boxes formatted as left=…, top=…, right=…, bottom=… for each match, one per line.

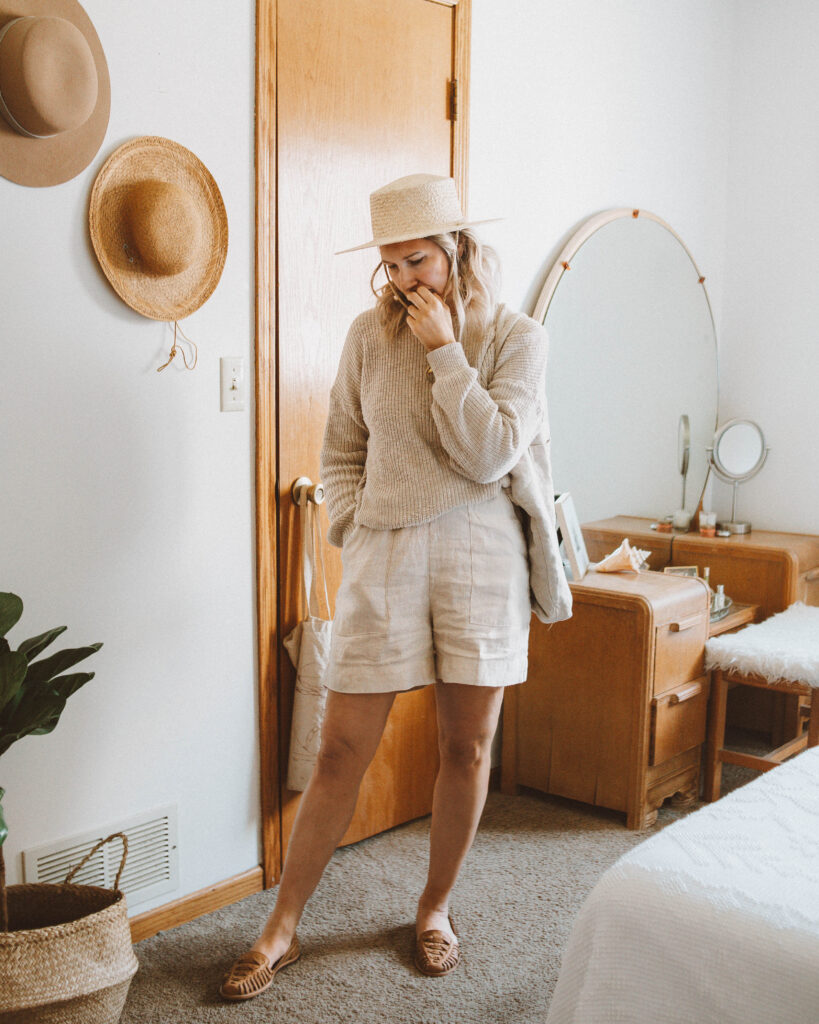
left=706, top=418, right=770, bottom=535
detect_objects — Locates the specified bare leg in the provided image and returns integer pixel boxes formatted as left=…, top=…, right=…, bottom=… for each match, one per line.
left=251, top=689, right=396, bottom=964
left=416, top=682, right=504, bottom=940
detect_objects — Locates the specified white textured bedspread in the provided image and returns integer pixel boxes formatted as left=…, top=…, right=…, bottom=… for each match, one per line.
left=546, top=746, right=819, bottom=1024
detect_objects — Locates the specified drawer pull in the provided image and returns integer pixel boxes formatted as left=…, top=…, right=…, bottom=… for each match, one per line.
left=669, top=614, right=701, bottom=633
left=805, top=568, right=819, bottom=582
left=669, top=682, right=703, bottom=705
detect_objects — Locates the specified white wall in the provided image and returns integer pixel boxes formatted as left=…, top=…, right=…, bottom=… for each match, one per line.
left=718, top=0, right=819, bottom=534
left=0, top=1, right=258, bottom=911
left=470, top=0, right=732, bottom=319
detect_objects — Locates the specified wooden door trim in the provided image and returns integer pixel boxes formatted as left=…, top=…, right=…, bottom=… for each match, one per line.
left=254, top=0, right=472, bottom=888
left=452, top=0, right=471, bottom=209
left=255, top=0, right=280, bottom=888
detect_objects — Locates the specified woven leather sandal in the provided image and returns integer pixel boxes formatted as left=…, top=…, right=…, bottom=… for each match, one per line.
left=219, top=935, right=301, bottom=1001
left=414, top=914, right=460, bottom=977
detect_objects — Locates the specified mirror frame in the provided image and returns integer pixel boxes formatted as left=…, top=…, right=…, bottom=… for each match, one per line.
left=533, top=207, right=721, bottom=519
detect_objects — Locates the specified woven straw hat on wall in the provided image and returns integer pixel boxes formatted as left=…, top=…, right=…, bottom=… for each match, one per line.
left=336, top=173, right=500, bottom=254
left=0, top=0, right=110, bottom=187
left=88, top=136, right=228, bottom=321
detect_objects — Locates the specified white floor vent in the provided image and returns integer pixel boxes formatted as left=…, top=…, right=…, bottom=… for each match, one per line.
left=23, top=805, right=179, bottom=908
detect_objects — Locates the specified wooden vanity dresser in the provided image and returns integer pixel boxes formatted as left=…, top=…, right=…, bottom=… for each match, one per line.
left=502, top=518, right=819, bottom=828
left=502, top=570, right=710, bottom=829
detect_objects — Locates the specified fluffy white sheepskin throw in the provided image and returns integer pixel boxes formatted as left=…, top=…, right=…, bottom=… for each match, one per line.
left=705, top=602, right=819, bottom=687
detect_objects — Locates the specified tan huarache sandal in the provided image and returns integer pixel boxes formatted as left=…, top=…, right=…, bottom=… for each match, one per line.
left=414, top=914, right=460, bottom=977
left=219, top=935, right=301, bottom=1001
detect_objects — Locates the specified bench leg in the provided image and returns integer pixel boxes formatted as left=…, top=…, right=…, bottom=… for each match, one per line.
left=809, top=693, right=819, bottom=749
left=703, top=670, right=729, bottom=802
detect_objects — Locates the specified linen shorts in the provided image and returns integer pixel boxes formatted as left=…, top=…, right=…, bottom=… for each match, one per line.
left=326, top=491, right=531, bottom=693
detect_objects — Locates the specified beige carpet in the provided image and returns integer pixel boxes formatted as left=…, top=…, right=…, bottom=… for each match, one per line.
left=121, top=767, right=753, bottom=1024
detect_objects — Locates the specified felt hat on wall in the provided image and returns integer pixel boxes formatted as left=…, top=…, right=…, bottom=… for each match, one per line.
left=89, top=136, right=228, bottom=322
left=336, top=173, right=501, bottom=254
left=0, top=0, right=110, bottom=187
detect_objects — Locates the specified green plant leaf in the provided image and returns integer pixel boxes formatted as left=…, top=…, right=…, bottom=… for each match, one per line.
left=0, top=678, right=25, bottom=724
left=0, top=649, right=27, bottom=717
left=28, top=704, right=68, bottom=736
left=0, top=594, right=23, bottom=639
left=18, top=626, right=68, bottom=663
left=49, top=671, right=95, bottom=701
left=0, top=731, right=28, bottom=757
left=4, top=681, right=62, bottom=732
left=0, top=598, right=103, bottom=763
left=25, top=643, right=102, bottom=686
left=1, top=673, right=94, bottom=746
left=6, top=692, right=67, bottom=738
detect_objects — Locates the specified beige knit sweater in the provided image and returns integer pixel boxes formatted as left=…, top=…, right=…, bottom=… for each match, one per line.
left=320, top=303, right=548, bottom=548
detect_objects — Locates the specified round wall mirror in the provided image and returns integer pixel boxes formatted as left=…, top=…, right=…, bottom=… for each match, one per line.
left=533, top=209, right=719, bottom=525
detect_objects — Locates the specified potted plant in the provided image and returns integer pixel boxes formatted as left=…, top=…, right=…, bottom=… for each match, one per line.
left=0, top=591, right=138, bottom=1023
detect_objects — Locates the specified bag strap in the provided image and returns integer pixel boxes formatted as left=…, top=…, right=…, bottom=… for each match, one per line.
left=298, top=494, right=330, bottom=620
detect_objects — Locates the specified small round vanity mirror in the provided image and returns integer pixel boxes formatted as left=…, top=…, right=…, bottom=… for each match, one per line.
left=712, top=419, right=766, bottom=479
left=708, top=419, right=770, bottom=534
left=678, top=413, right=691, bottom=511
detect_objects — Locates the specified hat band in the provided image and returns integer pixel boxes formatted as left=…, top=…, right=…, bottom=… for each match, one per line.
left=0, top=19, right=53, bottom=139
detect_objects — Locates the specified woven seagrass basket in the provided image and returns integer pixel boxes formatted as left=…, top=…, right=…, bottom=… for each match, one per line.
left=0, top=834, right=138, bottom=1024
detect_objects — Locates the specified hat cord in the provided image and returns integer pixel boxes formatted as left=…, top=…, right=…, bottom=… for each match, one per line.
left=157, top=321, right=198, bottom=372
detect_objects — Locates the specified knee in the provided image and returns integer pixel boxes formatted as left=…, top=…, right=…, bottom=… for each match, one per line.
left=439, top=732, right=492, bottom=772
left=314, top=732, right=367, bottom=783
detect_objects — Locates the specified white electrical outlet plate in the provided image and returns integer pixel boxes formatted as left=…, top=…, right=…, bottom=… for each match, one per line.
left=220, top=357, right=245, bottom=412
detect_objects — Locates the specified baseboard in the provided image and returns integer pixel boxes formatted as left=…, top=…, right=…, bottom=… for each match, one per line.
left=129, top=866, right=265, bottom=943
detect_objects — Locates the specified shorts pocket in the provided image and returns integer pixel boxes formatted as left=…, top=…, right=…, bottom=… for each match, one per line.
left=335, top=525, right=395, bottom=637
left=468, top=496, right=530, bottom=628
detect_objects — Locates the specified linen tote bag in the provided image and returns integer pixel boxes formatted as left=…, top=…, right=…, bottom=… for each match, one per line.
left=283, top=495, right=333, bottom=791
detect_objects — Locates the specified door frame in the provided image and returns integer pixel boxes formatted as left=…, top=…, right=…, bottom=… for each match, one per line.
left=254, top=0, right=472, bottom=888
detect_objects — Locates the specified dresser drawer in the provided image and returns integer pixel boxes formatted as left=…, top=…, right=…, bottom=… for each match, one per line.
left=654, top=614, right=706, bottom=694
left=650, top=676, right=709, bottom=765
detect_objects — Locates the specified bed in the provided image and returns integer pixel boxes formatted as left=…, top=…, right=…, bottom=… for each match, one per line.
left=545, top=745, right=819, bottom=1024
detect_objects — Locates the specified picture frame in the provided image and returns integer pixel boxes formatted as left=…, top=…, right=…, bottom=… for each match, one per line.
left=662, top=565, right=699, bottom=578
left=554, top=492, right=589, bottom=582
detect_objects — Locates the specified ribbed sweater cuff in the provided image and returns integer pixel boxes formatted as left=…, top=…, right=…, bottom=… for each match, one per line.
left=426, top=341, right=470, bottom=376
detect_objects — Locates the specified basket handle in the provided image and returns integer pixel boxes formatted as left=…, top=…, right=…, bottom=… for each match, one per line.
left=64, top=831, right=129, bottom=890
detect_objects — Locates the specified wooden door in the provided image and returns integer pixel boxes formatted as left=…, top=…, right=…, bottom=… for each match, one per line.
left=255, top=0, right=472, bottom=883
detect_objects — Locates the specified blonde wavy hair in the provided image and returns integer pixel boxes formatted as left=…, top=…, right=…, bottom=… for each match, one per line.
left=370, top=228, right=500, bottom=344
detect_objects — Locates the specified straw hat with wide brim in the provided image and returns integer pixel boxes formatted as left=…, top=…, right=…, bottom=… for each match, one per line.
left=89, top=136, right=228, bottom=322
left=0, top=0, right=110, bottom=187
left=336, top=173, right=501, bottom=254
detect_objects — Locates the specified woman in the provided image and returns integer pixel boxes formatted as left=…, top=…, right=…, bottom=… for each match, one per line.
left=220, top=173, right=571, bottom=1001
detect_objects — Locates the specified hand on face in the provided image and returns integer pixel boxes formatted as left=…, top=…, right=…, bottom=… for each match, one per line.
left=379, top=239, right=457, bottom=353
left=405, top=286, right=456, bottom=352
